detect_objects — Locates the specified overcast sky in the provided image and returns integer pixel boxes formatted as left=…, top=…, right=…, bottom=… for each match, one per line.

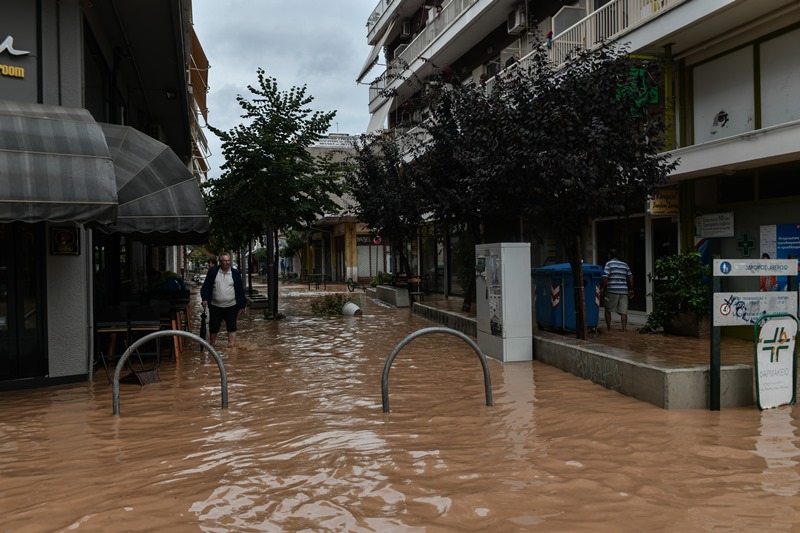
left=192, top=1, right=376, bottom=179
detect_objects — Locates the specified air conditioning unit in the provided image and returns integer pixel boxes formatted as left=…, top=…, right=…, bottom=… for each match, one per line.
left=394, top=43, right=408, bottom=59
left=507, top=5, right=526, bottom=35
left=401, top=19, right=411, bottom=36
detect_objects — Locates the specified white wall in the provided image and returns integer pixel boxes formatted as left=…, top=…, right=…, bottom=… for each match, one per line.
left=46, top=225, right=92, bottom=378
left=693, top=46, right=754, bottom=144
left=760, top=27, right=800, bottom=128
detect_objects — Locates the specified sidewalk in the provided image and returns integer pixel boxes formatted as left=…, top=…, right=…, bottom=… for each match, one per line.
left=409, top=292, right=756, bottom=409
left=414, top=292, right=753, bottom=365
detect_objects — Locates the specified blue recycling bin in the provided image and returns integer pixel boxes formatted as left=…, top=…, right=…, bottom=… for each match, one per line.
left=532, top=264, right=566, bottom=329
left=532, top=263, right=603, bottom=331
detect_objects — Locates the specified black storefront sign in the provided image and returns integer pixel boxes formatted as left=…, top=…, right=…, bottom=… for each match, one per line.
left=50, top=227, right=79, bottom=255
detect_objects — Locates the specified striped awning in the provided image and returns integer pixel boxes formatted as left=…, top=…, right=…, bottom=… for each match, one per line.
left=0, top=100, right=117, bottom=224
left=99, top=123, right=209, bottom=244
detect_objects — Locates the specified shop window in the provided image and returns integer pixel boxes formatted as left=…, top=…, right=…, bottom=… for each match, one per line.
left=717, top=173, right=754, bottom=204
left=759, top=164, right=800, bottom=199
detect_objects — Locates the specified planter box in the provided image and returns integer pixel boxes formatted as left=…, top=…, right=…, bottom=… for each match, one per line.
left=665, top=313, right=710, bottom=338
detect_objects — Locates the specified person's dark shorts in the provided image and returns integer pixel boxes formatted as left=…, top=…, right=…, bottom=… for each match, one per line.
left=209, top=304, right=239, bottom=333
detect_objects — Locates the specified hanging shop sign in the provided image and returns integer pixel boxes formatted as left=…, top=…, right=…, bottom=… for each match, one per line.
left=50, top=227, right=80, bottom=255
left=647, top=188, right=678, bottom=215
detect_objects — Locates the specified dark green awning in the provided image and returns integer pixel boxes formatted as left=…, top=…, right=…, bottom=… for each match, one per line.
left=99, top=123, right=209, bottom=244
left=0, top=100, right=117, bottom=224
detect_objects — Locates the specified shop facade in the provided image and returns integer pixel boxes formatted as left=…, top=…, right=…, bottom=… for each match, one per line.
left=0, top=0, right=208, bottom=389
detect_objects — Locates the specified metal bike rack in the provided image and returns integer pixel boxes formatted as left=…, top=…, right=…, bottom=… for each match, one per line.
left=381, top=326, right=493, bottom=412
left=112, top=329, right=228, bottom=416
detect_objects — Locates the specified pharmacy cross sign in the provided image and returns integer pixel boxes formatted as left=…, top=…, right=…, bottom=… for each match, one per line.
left=761, top=325, right=791, bottom=362
left=737, top=232, right=755, bottom=256
left=754, top=315, right=798, bottom=410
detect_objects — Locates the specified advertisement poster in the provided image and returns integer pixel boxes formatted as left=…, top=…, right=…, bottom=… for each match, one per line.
left=760, top=224, right=800, bottom=291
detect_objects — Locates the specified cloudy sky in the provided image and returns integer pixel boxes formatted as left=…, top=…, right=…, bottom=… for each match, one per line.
left=192, top=1, right=377, bottom=179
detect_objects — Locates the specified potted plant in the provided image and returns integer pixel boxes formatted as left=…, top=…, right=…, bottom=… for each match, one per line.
left=310, top=293, right=361, bottom=316
left=640, top=250, right=712, bottom=336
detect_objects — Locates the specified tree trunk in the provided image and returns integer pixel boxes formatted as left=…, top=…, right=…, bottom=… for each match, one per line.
left=397, top=237, right=412, bottom=275
left=565, top=234, right=588, bottom=340
left=247, top=241, right=254, bottom=294
left=266, top=225, right=278, bottom=316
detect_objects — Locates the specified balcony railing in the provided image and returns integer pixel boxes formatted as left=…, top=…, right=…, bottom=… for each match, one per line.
left=397, top=0, right=474, bottom=67
left=486, top=0, right=685, bottom=92
left=370, top=0, right=684, bottom=118
left=370, top=0, right=473, bottom=104
left=367, top=0, right=395, bottom=38
left=548, top=0, right=685, bottom=66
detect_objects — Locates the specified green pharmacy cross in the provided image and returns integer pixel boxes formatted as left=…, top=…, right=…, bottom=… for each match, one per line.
left=737, top=232, right=755, bottom=257
left=761, top=325, right=791, bottom=363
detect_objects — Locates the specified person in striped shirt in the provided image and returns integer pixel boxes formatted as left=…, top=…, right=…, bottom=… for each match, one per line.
left=601, top=249, right=634, bottom=332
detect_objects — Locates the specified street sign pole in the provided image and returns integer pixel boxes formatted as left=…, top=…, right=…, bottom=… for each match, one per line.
left=711, top=258, right=798, bottom=411
left=710, top=275, right=721, bottom=411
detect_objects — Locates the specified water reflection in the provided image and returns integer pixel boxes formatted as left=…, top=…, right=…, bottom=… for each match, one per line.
left=0, top=284, right=799, bottom=531
left=754, top=406, right=800, bottom=497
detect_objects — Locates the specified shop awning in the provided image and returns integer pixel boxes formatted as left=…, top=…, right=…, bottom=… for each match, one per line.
left=0, top=100, right=117, bottom=224
left=366, top=98, right=394, bottom=133
left=99, top=123, right=209, bottom=244
left=357, top=21, right=394, bottom=84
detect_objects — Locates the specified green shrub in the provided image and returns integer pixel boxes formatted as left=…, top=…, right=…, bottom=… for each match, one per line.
left=640, top=251, right=711, bottom=333
left=310, top=293, right=357, bottom=316
left=370, top=271, right=393, bottom=287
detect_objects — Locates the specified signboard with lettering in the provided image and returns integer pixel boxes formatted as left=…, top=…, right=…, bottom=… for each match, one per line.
left=0, top=3, right=38, bottom=102
left=648, top=188, right=678, bottom=215
left=356, top=235, right=382, bottom=245
left=713, top=292, right=797, bottom=326
left=710, top=258, right=799, bottom=411
left=701, top=212, right=734, bottom=238
left=754, top=315, right=797, bottom=409
left=713, top=259, right=797, bottom=277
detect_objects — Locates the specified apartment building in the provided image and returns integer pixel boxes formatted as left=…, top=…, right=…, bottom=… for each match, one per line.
left=360, top=0, right=800, bottom=317
left=0, top=0, right=209, bottom=389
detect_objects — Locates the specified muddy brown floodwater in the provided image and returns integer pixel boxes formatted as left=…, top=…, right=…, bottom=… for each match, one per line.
left=2, top=283, right=800, bottom=532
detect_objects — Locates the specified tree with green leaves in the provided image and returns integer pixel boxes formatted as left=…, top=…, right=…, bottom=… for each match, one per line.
left=412, top=41, right=677, bottom=338
left=346, top=133, right=425, bottom=275
left=506, top=43, right=677, bottom=339
left=206, top=68, right=346, bottom=315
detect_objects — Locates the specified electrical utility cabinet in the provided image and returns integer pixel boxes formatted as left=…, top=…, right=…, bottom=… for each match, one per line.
left=475, top=242, right=532, bottom=362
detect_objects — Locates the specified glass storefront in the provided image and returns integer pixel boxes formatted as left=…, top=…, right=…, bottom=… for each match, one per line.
left=595, top=217, right=647, bottom=312
left=0, top=223, right=46, bottom=381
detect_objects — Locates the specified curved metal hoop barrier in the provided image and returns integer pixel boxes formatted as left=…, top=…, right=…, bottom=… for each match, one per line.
left=381, top=326, right=494, bottom=413
left=112, top=330, right=228, bottom=416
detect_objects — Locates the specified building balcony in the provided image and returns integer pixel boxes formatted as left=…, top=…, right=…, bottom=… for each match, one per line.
left=369, top=0, right=687, bottom=114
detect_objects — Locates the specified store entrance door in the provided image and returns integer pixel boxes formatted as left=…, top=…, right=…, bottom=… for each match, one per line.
left=595, top=216, right=646, bottom=312
left=0, top=223, right=47, bottom=381
left=651, top=217, right=679, bottom=266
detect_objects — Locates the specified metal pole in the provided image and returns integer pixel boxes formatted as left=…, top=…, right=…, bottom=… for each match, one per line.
left=710, top=275, right=721, bottom=410
left=381, top=326, right=493, bottom=413
left=112, top=329, right=228, bottom=415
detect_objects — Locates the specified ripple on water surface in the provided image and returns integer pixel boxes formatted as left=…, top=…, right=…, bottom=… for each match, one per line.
left=0, top=284, right=799, bottom=531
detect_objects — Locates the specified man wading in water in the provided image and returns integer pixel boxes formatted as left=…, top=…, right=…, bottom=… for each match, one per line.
left=201, top=253, right=246, bottom=347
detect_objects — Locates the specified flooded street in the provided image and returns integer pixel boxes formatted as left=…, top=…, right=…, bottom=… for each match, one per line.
left=2, top=283, right=800, bottom=532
